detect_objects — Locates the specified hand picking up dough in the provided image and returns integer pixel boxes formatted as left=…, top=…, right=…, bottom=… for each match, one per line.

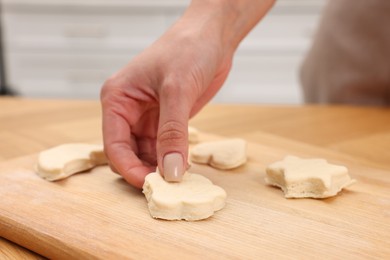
left=265, top=155, right=355, bottom=199
left=190, top=138, right=247, bottom=170
left=143, top=171, right=226, bottom=221
left=36, top=143, right=107, bottom=181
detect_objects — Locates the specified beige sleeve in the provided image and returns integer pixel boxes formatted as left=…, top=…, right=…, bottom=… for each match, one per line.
left=300, top=0, right=390, bottom=106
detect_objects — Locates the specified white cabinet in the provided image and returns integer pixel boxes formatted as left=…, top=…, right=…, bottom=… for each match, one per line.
left=2, top=0, right=326, bottom=103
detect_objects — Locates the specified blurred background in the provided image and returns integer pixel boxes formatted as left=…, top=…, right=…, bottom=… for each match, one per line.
left=1, top=0, right=326, bottom=103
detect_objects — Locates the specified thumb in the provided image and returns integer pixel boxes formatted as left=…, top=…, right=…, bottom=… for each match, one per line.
left=157, top=84, right=191, bottom=182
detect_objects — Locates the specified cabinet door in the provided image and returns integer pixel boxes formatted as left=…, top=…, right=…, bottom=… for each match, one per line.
left=7, top=52, right=137, bottom=97
left=3, top=9, right=168, bottom=52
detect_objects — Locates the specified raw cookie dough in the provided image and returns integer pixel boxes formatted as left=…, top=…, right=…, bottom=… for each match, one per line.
left=265, top=155, right=355, bottom=198
left=190, top=139, right=247, bottom=170
left=36, top=143, right=107, bottom=181
left=188, top=126, right=199, bottom=143
left=143, top=171, right=226, bottom=221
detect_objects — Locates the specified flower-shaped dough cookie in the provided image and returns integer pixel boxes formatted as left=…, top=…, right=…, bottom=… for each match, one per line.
left=36, top=143, right=107, bottom=181
left=143, top=171, right=226, bottom=221
left=265, top=156, right=355, bottom=198
left=190, top=138, right=247, bottom=170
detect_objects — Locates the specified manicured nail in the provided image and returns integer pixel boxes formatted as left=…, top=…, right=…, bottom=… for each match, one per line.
left=163, top=153, right=184, bottom=182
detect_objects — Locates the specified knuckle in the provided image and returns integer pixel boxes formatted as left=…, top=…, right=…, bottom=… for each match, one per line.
left=100, top=76, right=123, bottom=102
left=160, top=77, right=196, bottom=105
left=100, top=78, right=115, bottom=97
left=158, top=121, right=187, bottom=146
left=160, top=78, right=181, bottom=97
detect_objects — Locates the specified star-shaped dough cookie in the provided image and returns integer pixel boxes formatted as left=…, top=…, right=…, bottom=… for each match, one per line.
left=36, top=143, right=107, bottom=181
left=143, top=171, right=226, bottom=221
left=190, top=138, right=247, bottom=170
left=265, top=155, right=355, bottom=198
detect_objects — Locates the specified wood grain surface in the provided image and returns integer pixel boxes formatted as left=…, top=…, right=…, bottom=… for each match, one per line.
left=1, top=133, right=389, bottom=259
left=0, top=97, right=389, bottom=258
left=0, top=238, right=43, bottom=260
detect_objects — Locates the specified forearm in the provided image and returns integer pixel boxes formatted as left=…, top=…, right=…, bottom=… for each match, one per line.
left=171, top=0, right=275, bottom=56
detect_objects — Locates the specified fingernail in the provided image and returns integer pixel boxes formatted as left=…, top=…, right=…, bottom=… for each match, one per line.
left=163, top=153, right=184, bottom=182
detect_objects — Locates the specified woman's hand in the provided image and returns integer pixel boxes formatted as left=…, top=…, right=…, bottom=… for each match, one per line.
left=101, top=0, right=274, bottom=188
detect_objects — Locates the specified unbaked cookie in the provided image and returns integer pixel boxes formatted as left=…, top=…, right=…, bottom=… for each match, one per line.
left=143, top=171, right=226, bottom=221
left=188, top=126, right=199, bottom=143
left=190, top=138, right=247, bottom=170
left=265, top=155, right=355, bottom=198
left=36, top=143, right=107, bottom=181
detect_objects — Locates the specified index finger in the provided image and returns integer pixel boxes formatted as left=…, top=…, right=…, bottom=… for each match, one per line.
left=102, top=108, right=152, bottom=189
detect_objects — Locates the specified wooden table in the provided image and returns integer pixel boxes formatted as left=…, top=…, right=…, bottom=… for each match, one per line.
left=1, top=97, right=389, bottom=258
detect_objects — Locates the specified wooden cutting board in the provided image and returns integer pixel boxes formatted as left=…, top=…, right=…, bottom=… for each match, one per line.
left=0, top=133, right=389, bottom=259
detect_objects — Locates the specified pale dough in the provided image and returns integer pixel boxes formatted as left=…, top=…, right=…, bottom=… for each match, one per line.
left=188, top=126, right=199, bottom=143
left=36, top=143, right=107, bottom=181
left=265, top=155, right=355, bottom=198
left=143, top=171, right=226, bottom=221
left=190, top=138, right=247, bottom=170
